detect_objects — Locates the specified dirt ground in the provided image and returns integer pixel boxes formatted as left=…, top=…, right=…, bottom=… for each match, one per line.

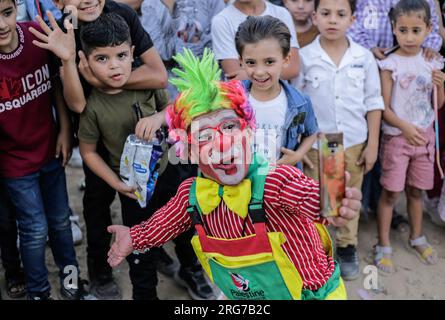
left=1, top=163, right=445, bottom=300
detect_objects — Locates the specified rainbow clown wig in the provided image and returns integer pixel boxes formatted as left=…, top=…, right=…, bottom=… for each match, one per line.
left=166, top=48, right=255, bottom=158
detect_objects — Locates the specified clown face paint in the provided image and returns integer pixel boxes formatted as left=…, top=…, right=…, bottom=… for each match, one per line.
left=190, top=109, right=252, bottom=185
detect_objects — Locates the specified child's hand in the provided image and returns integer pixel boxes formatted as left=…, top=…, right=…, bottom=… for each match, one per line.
left=356, top=144, right=377, bottom=174
left=302, top=154, right=314, bottom=170
left=107, top=225, right=134, bottom=267
left=135, top=113, right=163, bottom=141
left=432, top=70, right=445, bottom=87
left=326, top=172, right=362, bottom=227
left=400, top=122, right=428, bottom=146
left=29, top=11, right=76, bottom=62
left=371, top=47, right=388, bottom=60
left=78, top=51, right=107, bottom=89
left=56, top=131, right=72, bottom=167
left=277, top=148, right=302, bottom=166
left=115, top=181, right=137, bottom=200
left=423, top=48, right=440, bottom=62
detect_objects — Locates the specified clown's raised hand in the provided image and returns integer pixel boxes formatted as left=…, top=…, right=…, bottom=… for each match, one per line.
left=29, top=11, right=76, bottom=62
left=326, top=172, right=362, bottom=227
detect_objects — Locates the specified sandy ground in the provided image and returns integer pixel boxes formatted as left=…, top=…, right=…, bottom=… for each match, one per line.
left=1, top=163, right=445, bottom=300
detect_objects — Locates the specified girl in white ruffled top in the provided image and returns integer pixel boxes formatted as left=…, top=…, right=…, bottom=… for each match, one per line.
left=374, top=0, right=445, bottom=274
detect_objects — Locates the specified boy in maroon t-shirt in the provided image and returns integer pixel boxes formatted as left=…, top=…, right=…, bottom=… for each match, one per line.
left=0, top=0, right=87, bottom=300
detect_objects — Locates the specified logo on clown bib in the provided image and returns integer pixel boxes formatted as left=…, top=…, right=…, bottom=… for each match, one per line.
left=230, top=272, right=250, bottom=292
left=229, top=272, right=266, bottom=299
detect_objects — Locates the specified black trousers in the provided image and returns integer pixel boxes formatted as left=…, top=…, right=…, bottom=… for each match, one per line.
left=0, top=185, right=22, bottom=280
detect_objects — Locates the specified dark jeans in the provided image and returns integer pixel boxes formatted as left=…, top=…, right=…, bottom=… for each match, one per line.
left=83, top=162, right=159, bottom=300
left=2, top=159, right=78, bottom=295
left=146, top=162, right=199, bottom=269
left=0, top=185, right=22, bottom=280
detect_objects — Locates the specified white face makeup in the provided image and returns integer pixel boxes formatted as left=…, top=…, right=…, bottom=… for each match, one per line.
left=190, top=109, right=252, bottom=185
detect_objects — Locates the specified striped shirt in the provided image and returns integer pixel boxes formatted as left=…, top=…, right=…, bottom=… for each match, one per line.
left=130, top=165, right=335, bottom=291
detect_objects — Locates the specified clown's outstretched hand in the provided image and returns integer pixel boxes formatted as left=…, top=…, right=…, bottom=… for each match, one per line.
left=107, top=225, right=133, bottom=267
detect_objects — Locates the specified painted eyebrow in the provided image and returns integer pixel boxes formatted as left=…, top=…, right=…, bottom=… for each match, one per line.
left=200, top=116, right=238, bottom=128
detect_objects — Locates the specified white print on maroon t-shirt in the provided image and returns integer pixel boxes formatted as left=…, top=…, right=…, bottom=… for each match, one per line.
left=0, top=64, right=52, bottom=113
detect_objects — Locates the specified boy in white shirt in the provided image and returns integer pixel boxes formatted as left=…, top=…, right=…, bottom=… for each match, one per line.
left=295, top=0, right=384, bottom=280
left=212, top=0, right=300, bottom=80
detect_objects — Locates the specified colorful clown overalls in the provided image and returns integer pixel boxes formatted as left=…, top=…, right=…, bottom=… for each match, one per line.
left=186, top=157, right=347, bottom=300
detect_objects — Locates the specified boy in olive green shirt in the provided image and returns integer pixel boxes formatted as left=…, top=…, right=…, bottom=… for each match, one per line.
left=78, top=13, right=168, bottom=300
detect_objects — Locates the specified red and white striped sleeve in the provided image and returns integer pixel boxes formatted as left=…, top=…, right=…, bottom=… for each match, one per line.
left=130, top=178, right=195, bottom=251
left=264, top=165, right=322, bottom=221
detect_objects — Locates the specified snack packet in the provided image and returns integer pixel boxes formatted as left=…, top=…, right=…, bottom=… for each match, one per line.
left=120, top=129, right=166, bottom=208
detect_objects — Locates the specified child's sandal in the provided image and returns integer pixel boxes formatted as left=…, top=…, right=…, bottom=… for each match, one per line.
left=408, top=235, right=438, bottom=265
left=373, top=245, right=394, bottom=274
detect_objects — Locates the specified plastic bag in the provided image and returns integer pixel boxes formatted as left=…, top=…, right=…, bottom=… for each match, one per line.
left=120, top=130, right=165, bottom=208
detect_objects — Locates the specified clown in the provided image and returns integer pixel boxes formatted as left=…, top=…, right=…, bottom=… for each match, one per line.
left=107, top=49, right=362, bottom=300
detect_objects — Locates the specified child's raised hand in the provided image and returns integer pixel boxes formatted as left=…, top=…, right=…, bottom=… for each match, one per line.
left=400, top=122, right=428, bottom=146
left=356, top=144, right=377, bottom=174
left=277, top=147, right=302, bottom=166
left=135, top=112, right=164, bottom=141
left=432, top=70, right=445, bottom=87
left=29, top=11, right=76, bottom=62
left=107, top=225, right=134, bottom=267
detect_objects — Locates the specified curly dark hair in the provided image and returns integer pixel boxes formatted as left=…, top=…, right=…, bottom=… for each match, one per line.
left=80, top=12, right=132, bottom=56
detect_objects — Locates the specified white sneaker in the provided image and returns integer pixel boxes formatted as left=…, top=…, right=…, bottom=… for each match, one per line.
left=70, top=214, right=83, bottom=245
left=68, top=147, right=83, bottom=168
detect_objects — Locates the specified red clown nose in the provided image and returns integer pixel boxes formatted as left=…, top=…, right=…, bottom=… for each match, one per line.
left=216, top=133, right=232, bottom=153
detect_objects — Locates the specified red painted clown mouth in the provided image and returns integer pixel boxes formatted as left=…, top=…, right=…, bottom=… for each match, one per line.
left=213, top=157, right=238, bottom=175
